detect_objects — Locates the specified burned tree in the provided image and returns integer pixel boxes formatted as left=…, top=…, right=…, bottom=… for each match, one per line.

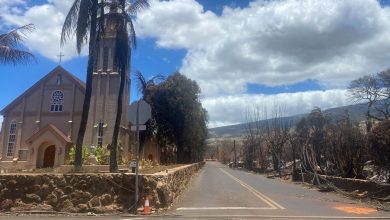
left=264, top=106, right=291, bottom=176
left=326, top=113, right=367, bottom=178
left=243, top=106, right=269, bottom=171
left=348, top=70, right=390, bottom=131
left=368, top=120, right=390, bottom=182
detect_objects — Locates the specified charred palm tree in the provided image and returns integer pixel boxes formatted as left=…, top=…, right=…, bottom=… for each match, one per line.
left=134, top=70, right=164, bottom=101
left=0, top=24, right=35, bottom=65
left=61, top=0, right=104, bottom=171
left=109, top=0, right=149, bottom=172
left=133, top=71, right=164, bottom=153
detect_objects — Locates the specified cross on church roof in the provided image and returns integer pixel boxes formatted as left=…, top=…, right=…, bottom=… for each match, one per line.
left=57, top=52, right=65, bottom=65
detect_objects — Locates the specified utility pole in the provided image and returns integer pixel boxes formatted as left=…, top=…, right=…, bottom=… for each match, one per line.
left=216, top=146, right=219, bottom=161
left=128, top=99, right=151, bottom=213
left=135, top=100, right=140, bottom=214
left=233, top=140, right=237, bottom=166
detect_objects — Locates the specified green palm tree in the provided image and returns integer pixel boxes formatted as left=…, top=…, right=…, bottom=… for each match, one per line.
left=0, top=24, right=35, bottom=65
left=109, top=0, right=149, bottom=172
left=61, top=0, right=102, bottom=171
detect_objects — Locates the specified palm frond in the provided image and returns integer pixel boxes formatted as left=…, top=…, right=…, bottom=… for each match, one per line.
left=0, top=46, right=35, bottom=65
left=96, top=0, right=107, bottom=39
left=127, top=18, right=137, bottom=49
left=0, top=24, right=35, bottom=65
left=134, top=71, right=164, bottom=95
left=126, top=0, right=149, bottom=49
left=61, top=0, right=81, bottom=45
left=149, top=74, right=165, bottom=84
left=128, top=0, right=149, bottom=16
left=76, top=0, right=92, bottom=53
left=0, top=24, right=34, bottom=46
left=134, top=70, right=148, bottom=94
left=113, top=27, right=130, bottom=70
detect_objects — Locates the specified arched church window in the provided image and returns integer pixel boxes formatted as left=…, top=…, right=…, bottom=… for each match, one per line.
left=50, top=90, right=64, bottom=112
left=94, top=52, right=98, bottom=71
left=56, top=74, right=62, bottom=85
left=103, top=47, right=109, bottom=71
left=97, top=122, right=104, bottom=147
left=6, top=121, right=17, bottom=157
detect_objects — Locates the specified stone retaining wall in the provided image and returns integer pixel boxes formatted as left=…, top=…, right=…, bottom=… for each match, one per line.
left=295, top=172, right=390, bottom=197
left=0, top=162, right=204, bottom=213
left=58, top=165, right=128, bottom=173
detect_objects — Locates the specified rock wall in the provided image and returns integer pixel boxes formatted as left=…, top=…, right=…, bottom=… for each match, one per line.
left=0, top=162, right=204, bottom=213
left=58, top=165, right=128, bottom=173
left=142, top=162, right=205, bottom=208
left=295, top=172, right=390, bottom=197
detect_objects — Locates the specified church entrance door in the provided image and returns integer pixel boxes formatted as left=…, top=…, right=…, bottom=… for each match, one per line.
left=43, top=145, right=56, bottom=168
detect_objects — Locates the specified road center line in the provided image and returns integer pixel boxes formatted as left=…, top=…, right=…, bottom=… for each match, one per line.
left=219, top=168, right=285, bottom=210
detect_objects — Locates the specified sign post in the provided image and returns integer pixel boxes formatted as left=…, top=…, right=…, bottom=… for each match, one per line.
left=135, top=102, right=140, bottom=212
left=128, top=100, right=151, bottom=213
left=130, top=160, right=137, bottom=173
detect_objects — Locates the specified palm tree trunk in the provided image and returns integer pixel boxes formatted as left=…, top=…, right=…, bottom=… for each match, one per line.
left=109, top=58, right=127, bottom=172
left=109, top=67, right=126, bottom=172
left=74, top=0, right=98, bottom=171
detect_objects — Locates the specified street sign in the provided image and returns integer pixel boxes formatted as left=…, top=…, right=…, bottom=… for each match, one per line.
left=130, top=160, right=137, bottom=168
left=128, top=100, right=151, bottom=125
left=128, top=100, right=151, bottom=211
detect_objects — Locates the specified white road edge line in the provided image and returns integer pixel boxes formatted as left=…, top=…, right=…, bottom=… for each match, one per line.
left=177, top=207, right=277, bottom=210
left=121, top=218, right=146, bottom=220
left=220, top=168, right=286, bottom=210
left=167, top=215, right=390, bottom=219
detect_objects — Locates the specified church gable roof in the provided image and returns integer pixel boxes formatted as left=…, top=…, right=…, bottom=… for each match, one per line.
left=0, top=66, right=85, bottom=114
left=26, top=124, right=72, bottom=144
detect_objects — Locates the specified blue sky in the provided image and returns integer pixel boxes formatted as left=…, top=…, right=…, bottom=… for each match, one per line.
left=1, top=0, right=390, bottom=127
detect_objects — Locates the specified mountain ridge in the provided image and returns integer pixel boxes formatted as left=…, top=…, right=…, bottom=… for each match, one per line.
left=208, top=102, right=369, bottom=138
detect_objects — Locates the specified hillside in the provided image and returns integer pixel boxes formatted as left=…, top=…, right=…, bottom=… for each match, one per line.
left=208, top=102, right=369, bottom=138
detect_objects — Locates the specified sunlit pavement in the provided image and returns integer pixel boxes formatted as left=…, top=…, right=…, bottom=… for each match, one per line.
left=1, top=161, right=390, bottom=219
left=164, top=161, right=390, bottom=219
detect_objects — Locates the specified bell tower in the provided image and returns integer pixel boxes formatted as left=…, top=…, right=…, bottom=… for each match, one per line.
left=84, top=8, right=130, bottom=157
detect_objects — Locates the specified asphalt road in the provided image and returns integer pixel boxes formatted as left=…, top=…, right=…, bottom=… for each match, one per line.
left=2, top=161, right=390, bottom=219
left=166, top=161, right=390, bottom=219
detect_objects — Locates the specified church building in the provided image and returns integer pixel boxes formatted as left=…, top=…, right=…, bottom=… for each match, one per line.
left=0, top=10, right=137, bottom=169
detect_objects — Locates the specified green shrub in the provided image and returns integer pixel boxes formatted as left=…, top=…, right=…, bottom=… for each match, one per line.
left=94, top=146, right=110, bottom=165
left=66, top=145, right=91, bottom=165
left=140, top=159, right=156, bottom=168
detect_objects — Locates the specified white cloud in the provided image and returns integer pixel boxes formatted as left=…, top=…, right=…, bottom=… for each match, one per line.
left=0, top=0, right=26, bottom=15
left=202, top=89, right=348, bottom=128
left=136, top=0, right=390, bottom=96
left=0, top=0, right=86, bottom=61
left=1, top=0, right=384, bottom=128
left=0, top=116, right=3, bottom=131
